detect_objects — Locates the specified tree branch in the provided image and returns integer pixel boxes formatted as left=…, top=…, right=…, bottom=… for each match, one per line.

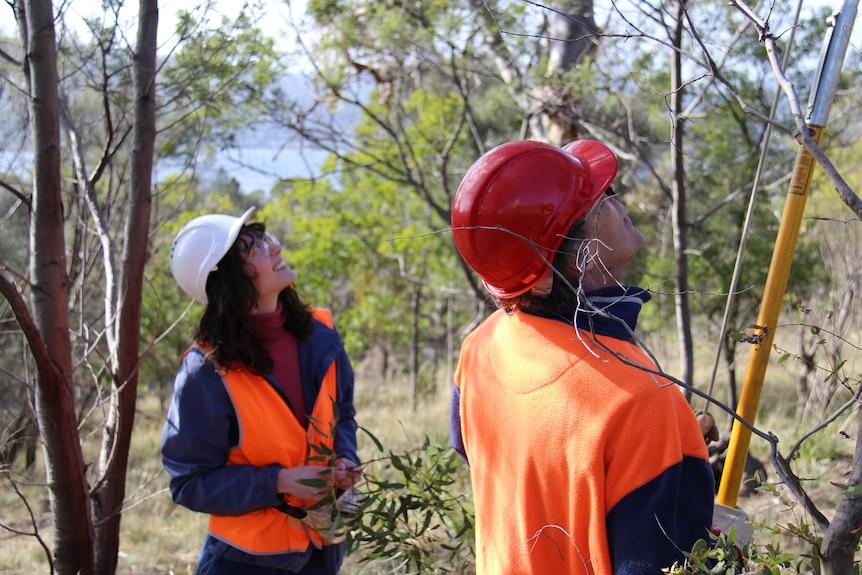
left=0, top=179, right=30, bottom=206
left=0, top=271, right=56, bottom=383
left=727, top=0, right=862, bottom=219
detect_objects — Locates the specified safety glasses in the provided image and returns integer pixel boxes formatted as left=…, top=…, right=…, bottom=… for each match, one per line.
left=246, top=231, right=282, bottom=258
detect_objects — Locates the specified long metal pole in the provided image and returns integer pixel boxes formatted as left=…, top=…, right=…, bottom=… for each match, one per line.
left=716, top=0, right=859, bottom=508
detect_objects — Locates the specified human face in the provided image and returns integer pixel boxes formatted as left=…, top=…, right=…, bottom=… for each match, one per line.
left=241, top=230, right=298, bottom=314
left=578, top=187, right=644, bottom=289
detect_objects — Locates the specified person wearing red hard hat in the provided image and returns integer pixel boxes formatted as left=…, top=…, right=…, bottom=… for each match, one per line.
left=161, top=207, right=361, bottom=575
left=449, top=141, right=715, bottom=574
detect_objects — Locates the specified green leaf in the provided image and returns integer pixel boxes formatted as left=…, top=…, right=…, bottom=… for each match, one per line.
left=359, top=426, right=384, bottom=452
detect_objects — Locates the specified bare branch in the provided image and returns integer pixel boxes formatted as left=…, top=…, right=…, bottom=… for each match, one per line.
left=0, top=272, right=54, bottom=377
left=0, top=469, right=54, bottom=570
left=724, top=0, right=862, bottom=218
left=0, top=180, right=30, bottom=206
left=771, top=442, right=832, bottom=531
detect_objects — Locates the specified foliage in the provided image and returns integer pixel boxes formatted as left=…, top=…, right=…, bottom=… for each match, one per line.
left=288, top=399, right=474, bottom=574
left=665, top=504, right=862, bottom=575
left=341, top=433, right=475, bottom=574
left=663, top=527, right=790, bottom=574
left=262, top=88, right=472, bottom=362
left=158, top=3, right=283, bottom=159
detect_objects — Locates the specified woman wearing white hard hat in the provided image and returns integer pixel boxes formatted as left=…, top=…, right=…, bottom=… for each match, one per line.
left=450, top=141, right=717, bottom=574
left=161, top=207, right=361, bottom=575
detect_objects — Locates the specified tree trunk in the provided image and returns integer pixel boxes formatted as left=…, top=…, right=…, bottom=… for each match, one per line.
left=547, top=0, right=598, bottom=73
left=795, top=325, right=815, bottom=422
left=670, top=0, right=694, bottom=398
left=470, top=0, right=598, bottom=144
left=92, top=2, right=158, bottom=574
left=544, top=0, right=598, bottom=144
left=409, top=284, right=422, bottom=412
left=19, top=0, right=95, bottom=573
left=820, top=408, right=862, bottom=575
left=722, top=334, right=738, bottom=426
left=817, top=290, right=852, bottom=420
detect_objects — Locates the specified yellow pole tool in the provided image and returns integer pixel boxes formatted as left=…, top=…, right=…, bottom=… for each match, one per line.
left=716, top=0, right=858, bottom=508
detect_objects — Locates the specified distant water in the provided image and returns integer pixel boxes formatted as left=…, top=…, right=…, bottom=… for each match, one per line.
left=183, top=144, right=329, bottom=194
left=156, top=72, right=359, bottom=194
left=2, top=143, right=329, bottom=197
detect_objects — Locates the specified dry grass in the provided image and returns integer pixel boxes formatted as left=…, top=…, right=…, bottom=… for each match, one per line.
left=0, top=357, right=454, bottom=575
left=1, top=340, right=858, bottom=573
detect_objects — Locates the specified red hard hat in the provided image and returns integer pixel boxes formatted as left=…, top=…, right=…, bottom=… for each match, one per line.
left=451, top=140, right=618, bottom=298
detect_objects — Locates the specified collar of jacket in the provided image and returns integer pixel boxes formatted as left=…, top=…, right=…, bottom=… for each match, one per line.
left=522, top=285, right=651, bottom=342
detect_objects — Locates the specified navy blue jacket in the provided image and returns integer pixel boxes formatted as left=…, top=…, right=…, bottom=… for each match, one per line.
left=161, top=315, right=358, bottom=571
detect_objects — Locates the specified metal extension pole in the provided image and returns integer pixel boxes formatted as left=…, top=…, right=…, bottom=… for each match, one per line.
left=716, top=0, right=859, bottom=508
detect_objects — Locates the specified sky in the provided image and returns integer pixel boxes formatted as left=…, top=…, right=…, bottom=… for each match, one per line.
left=1, top=0, right=858, bottom=192
left=1, top=0, right=856, bottom=51
left=0, top=0, right=304, bottom=53
left=0, top=0, right=315, bottom=193
left=154, top=0, right=306, bottom=52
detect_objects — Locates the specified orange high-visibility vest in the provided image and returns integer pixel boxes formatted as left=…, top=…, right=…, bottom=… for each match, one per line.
left=207, top=308, right=338, bottom=554
left=457, top=309, right=709, bottom=574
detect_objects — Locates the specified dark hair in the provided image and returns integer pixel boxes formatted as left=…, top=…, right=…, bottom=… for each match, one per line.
left=195, top=222, right=313, bottom=374
left=498, top=218, right=586, bottom=315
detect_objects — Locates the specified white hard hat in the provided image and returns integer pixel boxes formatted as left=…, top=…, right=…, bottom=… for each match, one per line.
left=170, top=206, right=256, bottom=303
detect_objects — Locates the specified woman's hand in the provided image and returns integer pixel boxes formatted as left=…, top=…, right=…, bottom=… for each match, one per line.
left=277, top=465, right=333, bottom=500
left=333, top=458, right=362, bottom=490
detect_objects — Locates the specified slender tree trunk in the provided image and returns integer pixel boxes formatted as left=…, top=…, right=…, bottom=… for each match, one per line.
left=722, top=334, right=738, bottom=420
left=19, top=0, right=95, bottom=573
left=817, top=291, right=852, bottom=420
left=92, top=2, right=158, bottom=573
left=410, top=284, right=422, bottom=412
left=543, top=0, right=598, bottom=144
left=670, top=0, right=694, bottom=397
left=795, top=326, right=815, bottom=422
left=470, top=0, right=598, bottom=144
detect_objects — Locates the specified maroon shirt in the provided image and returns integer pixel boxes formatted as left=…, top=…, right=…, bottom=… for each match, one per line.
left=253, top=303, right=307, bottom=428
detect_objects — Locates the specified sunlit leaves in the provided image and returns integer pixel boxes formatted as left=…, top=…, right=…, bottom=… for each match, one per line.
left=158, top=4, right=283, bottom=159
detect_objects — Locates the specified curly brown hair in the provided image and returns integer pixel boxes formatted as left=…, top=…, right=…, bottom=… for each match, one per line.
left=195, top=223, right=313, bottom=374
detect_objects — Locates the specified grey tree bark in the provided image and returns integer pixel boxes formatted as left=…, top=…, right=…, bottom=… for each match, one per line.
left=820, top=410, right=862, bottom=574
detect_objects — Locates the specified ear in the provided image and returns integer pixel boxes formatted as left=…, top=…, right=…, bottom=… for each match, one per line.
left=574, top=248, right=596, bottom=274
left=531, top=272, right=554, bottom=298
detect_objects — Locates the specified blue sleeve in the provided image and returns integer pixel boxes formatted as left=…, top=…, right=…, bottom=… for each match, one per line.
left=606, top=456, right=715, bottom=573
left=160, top=351, right=282, bottom=516
left=449, top=383, right=468, bottom=464
left=332, top=344, right=359, bottom=465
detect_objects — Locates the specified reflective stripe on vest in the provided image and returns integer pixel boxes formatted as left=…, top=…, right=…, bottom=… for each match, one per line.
left=207, top=308, right=339, bottom=554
